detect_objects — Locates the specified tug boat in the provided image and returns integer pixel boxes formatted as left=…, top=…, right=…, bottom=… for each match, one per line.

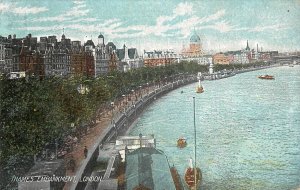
left=258, top=75, right=274, bottom=80
left=196, top=80, right=204, bottom=93
left=177, top=137, right=187, bottom=148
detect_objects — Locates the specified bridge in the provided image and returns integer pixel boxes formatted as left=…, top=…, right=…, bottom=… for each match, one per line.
left=272, top=55, right=300, bottom=65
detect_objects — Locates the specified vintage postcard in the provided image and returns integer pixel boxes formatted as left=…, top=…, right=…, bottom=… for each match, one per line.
left=0, top=0, right=299, bottom=190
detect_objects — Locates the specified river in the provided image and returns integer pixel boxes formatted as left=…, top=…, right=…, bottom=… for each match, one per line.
left=129, top=66, right=300, bottom=190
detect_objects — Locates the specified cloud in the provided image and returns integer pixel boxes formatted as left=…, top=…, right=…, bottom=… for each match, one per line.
left=199, top=20, right=236, bottom=33
left=17, top=0, right=88, bottom=23
left=174, top=2, right=193, bottom=16
left=0, top=3, right=10, bottom=12
left=0, top=2, right=48, bottom=15
left=249, top=23, right=290, bottom=32
left=156, top=2, right=193, bottom=25
left=13, top=6, right=48, bottom=15
left=14, top=2, right=227, bottom=41
left=199, top=9, right=226, bottom=24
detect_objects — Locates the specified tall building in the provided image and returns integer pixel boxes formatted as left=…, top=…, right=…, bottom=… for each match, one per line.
left=44, top=33, right=71, bottom=77
left=0, top=42, right=5, bottom=73
left=116, top=44, right=143, bottom=72
left=84, top=39, right=95, bottom=77
left=181, top=30, right=203, bottom=58
left=94, top=34, right=109, bottom=76
left=19, top=43, right=45, bottom=77
left=143, top=50, right=178, bottom=67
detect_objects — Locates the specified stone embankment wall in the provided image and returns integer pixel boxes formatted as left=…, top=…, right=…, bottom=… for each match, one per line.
left=73, top=75, right=197, bottom=190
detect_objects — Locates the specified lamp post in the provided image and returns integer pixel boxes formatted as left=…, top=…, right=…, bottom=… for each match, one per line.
left=122, top=94, right=125, bottom=106
left=146, top=82, right=149, bottom=94
left=131, top=89, right=134, bottom=104
left=139, top=86, right=142, bottom=98
left=111, top=101, right=114, bottom=124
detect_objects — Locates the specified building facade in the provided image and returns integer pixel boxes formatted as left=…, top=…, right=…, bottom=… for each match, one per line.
left=116, top=44, right=143, bottom=72
left=212, top=53, right=230, bottom=64
left=143, top=50, right=178, bottom=67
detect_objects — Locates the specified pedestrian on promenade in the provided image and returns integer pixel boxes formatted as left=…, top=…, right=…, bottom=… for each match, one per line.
left=84, top=146, right=88, bottom=158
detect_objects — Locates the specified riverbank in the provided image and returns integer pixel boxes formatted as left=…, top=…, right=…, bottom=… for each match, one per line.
left=69, top=64, right=282, bottom=190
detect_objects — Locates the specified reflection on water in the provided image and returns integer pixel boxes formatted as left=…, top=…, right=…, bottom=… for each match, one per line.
left=130, top=66, right=300, bottom=190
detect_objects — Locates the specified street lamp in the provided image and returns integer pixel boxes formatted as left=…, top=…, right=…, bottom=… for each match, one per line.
left=146, top=82, right=149, bottom=94
left=122, top=94, right=126, bottom=106
left=111, top=101, right=114, bottom=124
left=139, top=86, right=142, bottom=98
left=131, top=89, right=134, bottom=103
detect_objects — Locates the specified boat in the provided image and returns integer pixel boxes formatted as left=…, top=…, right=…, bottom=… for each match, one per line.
left=184, top=159, right=202, bottom=189
left=258, top=75, right=274, bottom=80
left=177, top=137, right=187, bottom=148
left=196, top=80, right=204, bottom=93
left=289, top=64, right=294, bottom=67
left=184, top=97, right=202, bottom=189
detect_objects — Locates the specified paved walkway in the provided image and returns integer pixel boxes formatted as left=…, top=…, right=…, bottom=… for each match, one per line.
left=63, top=85, right=155, bottom=190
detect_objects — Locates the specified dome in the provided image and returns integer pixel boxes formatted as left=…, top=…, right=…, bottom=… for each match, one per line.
left=190, top=32, right=201, bottom=43
left=98, top=34, right=104, bottom=38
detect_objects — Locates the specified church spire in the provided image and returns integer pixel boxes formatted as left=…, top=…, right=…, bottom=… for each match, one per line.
left=245, top=40, right=250, bottom=51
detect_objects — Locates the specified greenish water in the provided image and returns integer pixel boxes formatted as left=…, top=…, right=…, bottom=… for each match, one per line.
left=129, top=66, right=300, bottom=190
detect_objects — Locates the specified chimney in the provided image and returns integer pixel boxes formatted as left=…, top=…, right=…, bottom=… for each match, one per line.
left=257, top=44, right=259, bottom=52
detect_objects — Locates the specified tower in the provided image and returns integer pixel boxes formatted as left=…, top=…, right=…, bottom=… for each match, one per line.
left=245, top=40, right=250, bottom=51
left=98, top=33, right=104, bottom=45
left=124, top=44, right=129, bottom=60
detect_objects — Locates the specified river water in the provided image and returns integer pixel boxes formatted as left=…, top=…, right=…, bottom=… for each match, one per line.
left=129, top=66, right=300, bottom=190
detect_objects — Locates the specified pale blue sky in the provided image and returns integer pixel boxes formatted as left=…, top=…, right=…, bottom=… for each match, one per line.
left=0, top=0, right=299, bottom=53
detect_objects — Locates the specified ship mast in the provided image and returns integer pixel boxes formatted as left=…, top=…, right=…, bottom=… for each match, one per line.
left=193, top=97, right=197, bottom=189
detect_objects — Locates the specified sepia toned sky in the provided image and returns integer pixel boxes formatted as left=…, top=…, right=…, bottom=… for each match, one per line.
left=0, top=0, right=299, bottom=53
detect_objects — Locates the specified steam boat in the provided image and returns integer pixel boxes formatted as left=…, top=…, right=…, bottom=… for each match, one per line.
left=258, top=75, right=274, bottom=80
left=196, top=80, right=204, bottom=93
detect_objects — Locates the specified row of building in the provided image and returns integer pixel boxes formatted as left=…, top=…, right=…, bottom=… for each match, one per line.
left=0, top=33, right=146, bottom=78
left=0, top=31, right=279, bottom=78
left=180, top=31, right=278, bottom=65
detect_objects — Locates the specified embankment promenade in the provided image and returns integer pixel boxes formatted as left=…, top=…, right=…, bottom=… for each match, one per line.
left=69, top=64, right=280, bottom=190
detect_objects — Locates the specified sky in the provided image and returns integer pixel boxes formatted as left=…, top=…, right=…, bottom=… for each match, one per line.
left=0, top=0, right=300, bottom=53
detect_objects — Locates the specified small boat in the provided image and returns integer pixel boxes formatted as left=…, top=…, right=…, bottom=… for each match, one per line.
left=184, top=159, right=202, bottom=190
left=196, top=80, right=204, bottom=93
left=258, top=75, right=274, bottom=80
left=177, top=137, right=187, bottom=148
left=289, top=64, right=294, bottom=67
